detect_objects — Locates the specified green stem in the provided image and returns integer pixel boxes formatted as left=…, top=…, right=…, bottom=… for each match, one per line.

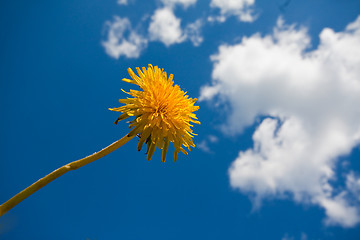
left=0, top=134, right=134, bottom=217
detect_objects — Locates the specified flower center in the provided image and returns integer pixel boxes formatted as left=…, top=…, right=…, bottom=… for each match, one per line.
left=156, top=102, right=167, bottom=114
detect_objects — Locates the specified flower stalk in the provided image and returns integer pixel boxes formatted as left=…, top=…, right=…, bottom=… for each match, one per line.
left=0, top=134, right=134, bottom=217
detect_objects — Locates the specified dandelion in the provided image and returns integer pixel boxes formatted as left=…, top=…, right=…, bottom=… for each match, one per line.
left=0, top=64, right=200, bottom=217
left=110, top=64, right=200, bottom=162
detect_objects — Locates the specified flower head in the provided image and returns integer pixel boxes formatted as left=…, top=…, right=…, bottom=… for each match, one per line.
left=110, top=64, right=200, bottom=162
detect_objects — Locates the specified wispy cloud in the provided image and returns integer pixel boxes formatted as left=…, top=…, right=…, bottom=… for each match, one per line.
left=117, top=0, right=128, bottom=5
left=161, top=0, right=197, bottom=9
left=185, top=19, right=204, bottom=46
left=282, top=232, right=307, bottom=240
left=201, top=16, right=360, bottom=227
left=197, top=135, right=219, bottom=153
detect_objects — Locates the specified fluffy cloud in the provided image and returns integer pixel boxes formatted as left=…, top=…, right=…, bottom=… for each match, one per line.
left=148, top=7, right=203, bottom=47
left=148, top=7, right=186, bottom=46
left=210, top=0, right=256, bottom=22
left=102, top=7, right=204, bottom=58
left=102, top=17, right=147, bottom=59
left=161, top=0, right=197, bottom=9
left=200, top=16, right=360, bottom=227
left=151, top=1, right=201, bottom=46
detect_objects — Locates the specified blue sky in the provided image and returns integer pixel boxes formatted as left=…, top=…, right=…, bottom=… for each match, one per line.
left=1, top=0, right=360, bottom=239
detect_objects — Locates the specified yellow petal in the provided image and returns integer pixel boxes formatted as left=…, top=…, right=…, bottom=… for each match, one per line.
left=147, top=141, right=157, bottom=161
left=162, top=138, right=169, bottom=162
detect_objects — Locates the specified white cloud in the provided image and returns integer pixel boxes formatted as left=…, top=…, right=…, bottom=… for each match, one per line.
left=200, top=16, right=360, bottom=227
left=161, top=0, right=197, bottom=9
left=320, top=194, right=359, bottom=227
left=117, top=0, right=128, bottom=5
left=102, top=7, right=204, bottom=59
left=346, top=172, right=360, bottom=201
left=185, top=19, right=204, bottom=46
left=197, top=140, right=212, bottom=153
left=210, top=0, right=257, bottom=22
left=148, top=7, right=186, bottom=46
left=102, top=17, right=148, bottom=59
left=197, top=135, right=219, bottom=153
left=148, top=7, right=203, bottom=47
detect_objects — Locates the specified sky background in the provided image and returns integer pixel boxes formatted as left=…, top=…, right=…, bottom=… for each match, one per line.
left=1, top=0, right=360, bottom=239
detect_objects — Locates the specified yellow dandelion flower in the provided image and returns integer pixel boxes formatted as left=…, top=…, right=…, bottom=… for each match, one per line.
left=109, top=64, right=200, bottom=162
